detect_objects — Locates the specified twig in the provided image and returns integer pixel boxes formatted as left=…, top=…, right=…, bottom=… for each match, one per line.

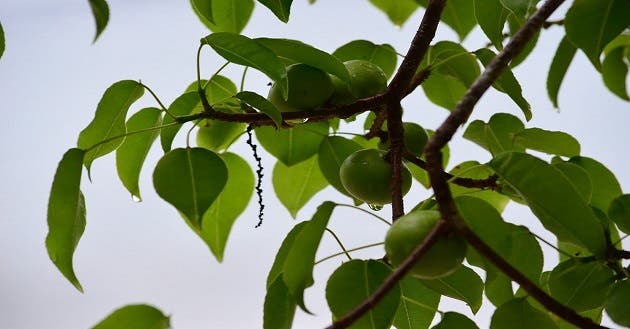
left=402, top=151, right=498, bottom=189
left=364, top=108, right=388, bottom=140
left=326, top=221, right=448, bottom=329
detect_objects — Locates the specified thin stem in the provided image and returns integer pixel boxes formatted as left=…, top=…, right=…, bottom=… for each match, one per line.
left=203, top=61, right=230, bottom=91
left=196, top=43, right=204, bottom=91
left=140, top=82, right=176, bottom=120
left=84, top=122, right=180, bottom=152
left=315, top=242, right=385, bottom=265
left=529, top=232, right=575, bottom=259
left=334, top=203, right=391, bottom=226
left=333, top=132, right=364, bottom=137
left=240, top=66, right=248, bottom=92
left=326, top=228, right=352, bottom=261
left=185, top=120, right=201, bottom=148
left=612, top=234, right=629, bottom=246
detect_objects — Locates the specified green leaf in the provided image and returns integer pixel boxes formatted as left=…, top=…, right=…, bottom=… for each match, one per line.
left=115, top=108, right=162, bottom=201
left=393, top=277, right=440, bottom=329
left=198, top=153, right=254, bottom=262
left=369, top=0, right=419, bottom=26
left=475, top=48, right=531, bottom=120
left=499, top=0, right=539, bottom=23
left=258, top=0, right=293, bottom=23
left=569, top=156, right=622, bottom=212
left=547, top=36, right=578, bottom=108
left=77, top=80, right=144, bottom=173
left=506, top=15, right=540, bottom=67
left=489, top=152, right=607, bottom=256
left=565, top=0, right=630, bottom=70
left=490, top=298, right=558, bottom=329
left=333, top=40, right=398, bottom=79
left=46, top=148, right=86, bottom=292
left=193, top=0, right=254, bottom=34
left=190, top=0, right=214, bottom=26
left=326, top=260, right=401, bottom=328
left=449, top=162, right=510, bottom=212
left=152, top=148, right=227, bottom=229
left=608, top=194, right=630, bottom=234
left=201, top=33, right=287, bottom=94
left=408, top=130, right=449, bottom=188
left=161, top=92, right=200, bottom=152
left=264, top=275, right=297, bottom=329
left=235, top=91, right=283, bottom=128
left=196, top=120, right=245, bottom=152
left=317, top=136, right=362, bottom=201
left=432, top=312, right=479, bottom=329
left=474, top=0, right=508, bottom=50
left=283, top=201, right=335, bottom=311
left=422, top=72, right=467, bottom=111
left=0, top=20, right=4, bottom=59
left=415, top=0, right=478, bottom=41
left=602, top=47, right=629, bottom=100
left=463, top=113, right=525, bottom=156
left=425, top=42, right=480, bottom=87
left=273, top=156, right=328, bottom=218
left=514, top=128, right=580, bottom=157
left=92, top=304, right=170, bottom=329
left=88, top=0, right=109, bottom=42
left=421, top=266, right=484, bottom=313
left=267, top=222, right=308, bottom=287
left=256, top=38, right=351, bottom=83
left=255, top=121, right=328, bottom=166
left=605, top=280, right=630, bottom=327
left=548, top=259, right=615, bottom=312
left=552, top=162, right=592, bottom=203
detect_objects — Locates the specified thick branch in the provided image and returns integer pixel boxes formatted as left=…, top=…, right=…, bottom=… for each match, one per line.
left=326, top=221, right=448, bottom=329
left=402, top=151, right=498, bottom=189
left=458, top=226, right=608, bottom=329
left=387, top=0, right=446, bottom=100
left=613, top=249, right=630, bottom=259
left=386, top=101, right=405, bottom=219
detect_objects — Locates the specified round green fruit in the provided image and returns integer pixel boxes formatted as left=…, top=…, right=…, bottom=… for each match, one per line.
left=385, top=210, right=466, bottom=279
left=328, top=75, right=357, bottom=106
left=339, top=149, right=412, bottom=205
left=344, top=60, right=388, bottom=98
left=378, top=122, right=429, bottom=156
left=267, top=63, right=334, bottom=112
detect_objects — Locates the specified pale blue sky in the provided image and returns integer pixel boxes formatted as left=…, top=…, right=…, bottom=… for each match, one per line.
left=0, top=1, right=628, bottom=328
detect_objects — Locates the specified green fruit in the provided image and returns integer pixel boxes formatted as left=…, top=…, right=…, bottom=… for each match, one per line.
left=339, top=149, right=412, bottom=205
left=329, top=75, right=357, bottom=106
left=344, top=60, right=388, bottom=98
left=385, top=210, right=466, bottom=279
left=267, top=63, right=334, bottom=112
left=378, top=122, right=429, bottom=156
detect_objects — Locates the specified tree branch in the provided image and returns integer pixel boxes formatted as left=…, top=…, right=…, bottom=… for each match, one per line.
left=402, top=151, right=498, bottom=189
left=326, top=221, right=448, bottom=329
left=364, top=108, right=388, bottom=140
left=386, top=101, right=405, bottom=219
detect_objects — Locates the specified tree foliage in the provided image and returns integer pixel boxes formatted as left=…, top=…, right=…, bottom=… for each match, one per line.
left=29, top=0, right=630, bottom=328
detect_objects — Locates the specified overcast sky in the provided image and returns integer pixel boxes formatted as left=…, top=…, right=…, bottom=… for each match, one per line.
left=1, top=1, right=628, bottom=328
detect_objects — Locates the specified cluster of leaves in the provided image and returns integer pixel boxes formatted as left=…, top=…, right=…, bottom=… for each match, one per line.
left=43, top=0, right=630, bottom=328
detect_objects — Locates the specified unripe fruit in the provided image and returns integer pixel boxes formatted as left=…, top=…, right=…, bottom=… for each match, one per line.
left=378, top=122, right=429, bottom=156
left=339, top=149, right=412, bottom=205
left=267, top=63, right=334, bottom=112
left=385, top=210, right=466, bottom=279
left=328, top=75, right=357, bottom=106
left=344, top=60, right=388, bottom=98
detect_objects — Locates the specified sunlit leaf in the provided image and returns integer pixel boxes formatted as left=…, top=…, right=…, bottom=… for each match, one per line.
left=46, top=148, right=86, bottom=292
left=258, top=0, right=293, bottom=23
left=196, top=120, right=245, bottom=152
left=569, top=156, right=622, bottom=212
left=198, top=153, right=253, bottom=261
left=490, top=298, right=558, bottom=329
left=236, top=91, right=283, bottom=128
left=422, top=72, right=467, bottom=111
left=421, top=266, right=483, bottom=313
left=602, top=47, right=629, bottom=100
left=256, top=38, right=351, bottom=83
left=153, top=148, right=227, bottom=229
left=264, top=275, right=296, bottom=329
left=318, top=136, right=362, bottom=201
left=475, top=48, right=531, bottom=120
left=432, top=312, right=479, bottom=329
left=425, top=42, right=480, bottom=87
left=333, top=40, right=398, bottom=79
left=565, top=0, right=630, bottom=70
left=474, top=0, right=508, bottom=50
left=326, top=260, right=400, bottom=328
left=369, top=0, right=419, bottom=26
left=489, top=152, right=607, bottom=256
left=255, top=121, right=328, bottom=166
left=193, top=0, right=254, bottom=34
left=605, top=280, right=630, bottom=327
left=548, top=259, right=615, bottom=312
left=77, top=80, right=144, bottom=173
left=514, top=128, right=580, bottom=157
left=115, top=108, right=162, bottom=201
left=608, top=194, right=630, bottom=234
left=547, top=36, right=578, bottom=108
left=552, top=162, right=592, bottom=203
left=161, top=92, right=200, bottom=152
left=91, top=304, right=169, bottom=329
left=463, top=113, right=525, bottom=156
left=88, top=0, right=109, bottom=42
left=283, top=201, right=335, bottom=311
left=273, top=156, right=327, bottom=218
left=393, top=277, right=440, bottom=329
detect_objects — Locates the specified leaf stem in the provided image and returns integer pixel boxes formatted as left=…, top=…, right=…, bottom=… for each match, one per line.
left=315, top=242, right=384, bottom=265
left=529, top=231, right=575, bottom=259
left=325, top=228, right=352, bottom=261
left=334, top=203, right=391, bottom=226
left=84, top=121, right=180, bottom=153
left=139, top=82, right=176, bottom=120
